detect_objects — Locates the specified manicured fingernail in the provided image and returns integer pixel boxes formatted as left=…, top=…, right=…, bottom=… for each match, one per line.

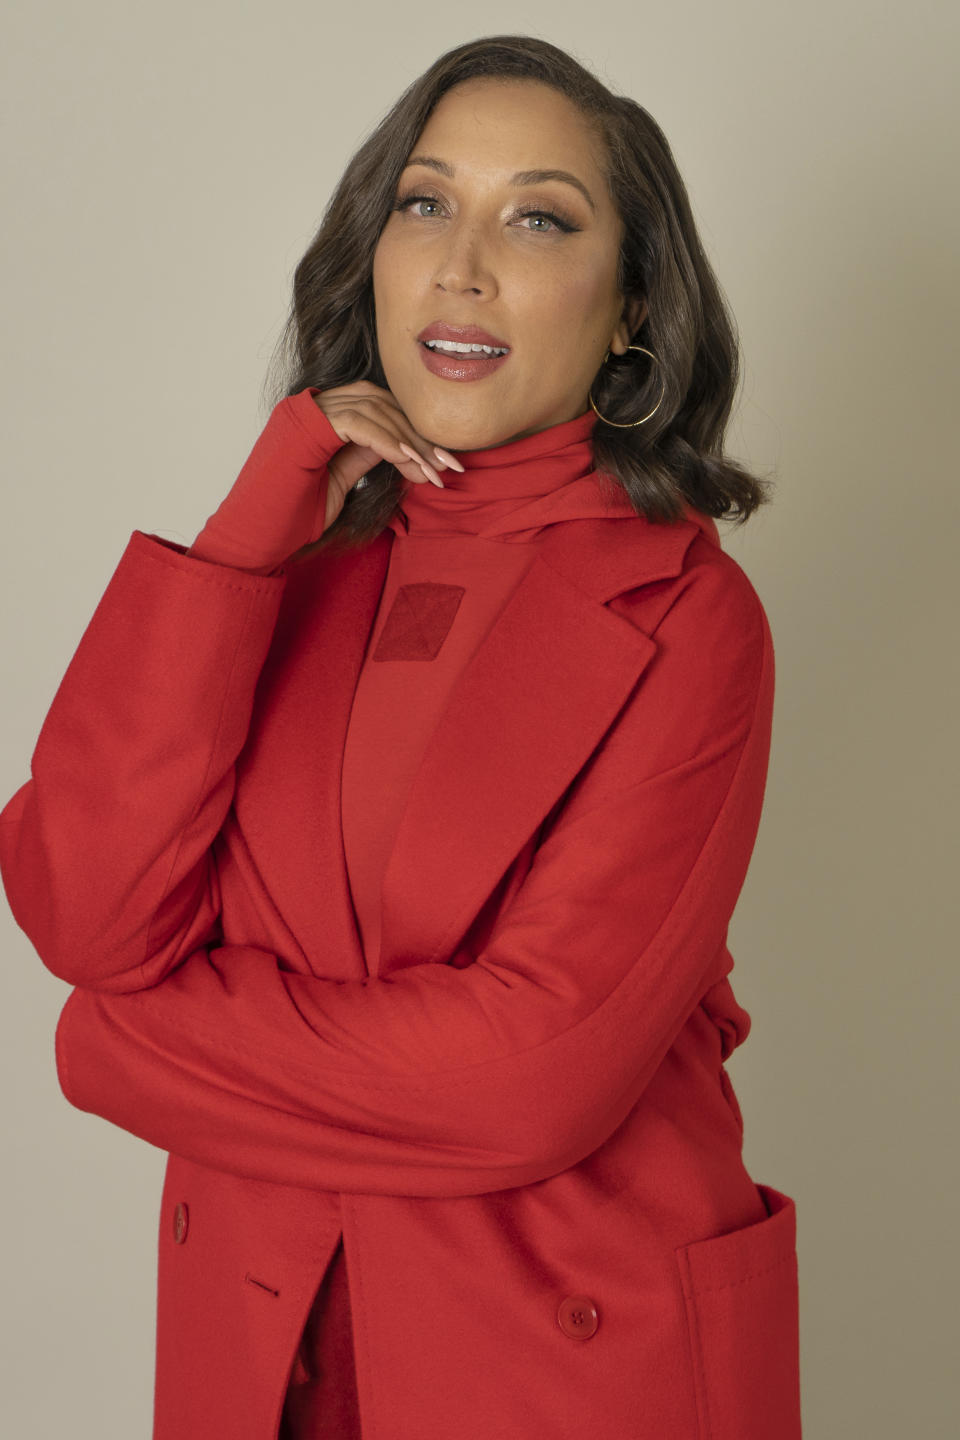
left=433, top=446, right=465, bottom=472
left=399, top=442, right=444, bottom=487
left=420, top=457, right=445, bottom=487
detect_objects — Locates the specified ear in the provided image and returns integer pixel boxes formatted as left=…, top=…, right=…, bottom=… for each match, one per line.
left=609, top=295, right=648, bottom=356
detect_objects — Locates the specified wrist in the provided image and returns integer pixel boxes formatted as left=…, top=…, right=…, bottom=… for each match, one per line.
left=280, top=387, right=348, bottom=466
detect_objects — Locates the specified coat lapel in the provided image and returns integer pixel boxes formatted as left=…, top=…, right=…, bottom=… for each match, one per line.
left=378, top=512, right=707, bottom=977
left=238, top=512, right=708, bottom=983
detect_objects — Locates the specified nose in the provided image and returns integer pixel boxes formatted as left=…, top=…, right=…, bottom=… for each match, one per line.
left=432, top=224, right=495, bottom=297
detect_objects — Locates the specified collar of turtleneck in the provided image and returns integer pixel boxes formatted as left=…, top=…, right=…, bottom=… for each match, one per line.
left=387, top=405, right=642, bottom=542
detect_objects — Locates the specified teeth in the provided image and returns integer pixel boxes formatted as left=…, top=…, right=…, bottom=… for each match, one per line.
left=424, top=339, right=509, bottom=356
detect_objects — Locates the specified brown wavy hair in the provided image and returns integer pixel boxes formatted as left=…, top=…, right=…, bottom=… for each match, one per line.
left=262, top=33, right=774, bottom=556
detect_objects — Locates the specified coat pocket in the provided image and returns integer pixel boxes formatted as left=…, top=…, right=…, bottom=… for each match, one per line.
left=674, top=1183, right=802, bottom=1440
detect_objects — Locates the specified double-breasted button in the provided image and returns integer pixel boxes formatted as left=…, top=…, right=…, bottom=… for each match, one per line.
left=172, top=1202, right=189, bottom=1245
left=557, top=1294, right=599, bottom=1339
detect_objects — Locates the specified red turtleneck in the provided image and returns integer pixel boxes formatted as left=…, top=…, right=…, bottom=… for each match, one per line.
left=281, top=406, right=644, bottom=1439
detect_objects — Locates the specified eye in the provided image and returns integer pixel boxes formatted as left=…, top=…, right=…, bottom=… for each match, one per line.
left=514, top=209, right=578, bottom=234
left=392, top=192, right=444, bottom=220
left=392, top=191, right=579, bottom=235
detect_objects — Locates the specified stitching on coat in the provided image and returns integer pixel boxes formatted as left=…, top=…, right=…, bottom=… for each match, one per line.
left=676, top=1248, right=711, bottom=1440
left=343, top=1194, right=379, bottom=1440
left=685, top=1251, right=796, bottom=1294
left=133, top=535, right=284, bottom=592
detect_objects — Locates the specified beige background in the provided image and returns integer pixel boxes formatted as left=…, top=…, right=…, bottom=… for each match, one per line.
left=2, top=3, right=957, bottom=1435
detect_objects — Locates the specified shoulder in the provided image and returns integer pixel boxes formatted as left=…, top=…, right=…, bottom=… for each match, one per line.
left=616, top=519, right=771, bottom=668
left=553, top=519, right=775, bottom=823
left=602, top=519, right=775, bottom=773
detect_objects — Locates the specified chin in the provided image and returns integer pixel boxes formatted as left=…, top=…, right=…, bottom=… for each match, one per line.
left=441, top=425, right=508, bottom=454
left=432, top=423, right=493, bottom=451
left=401, top=398, right=498, bottom=454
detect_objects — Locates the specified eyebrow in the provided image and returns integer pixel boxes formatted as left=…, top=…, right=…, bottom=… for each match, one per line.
left=401, top=153, right=597, bottom=215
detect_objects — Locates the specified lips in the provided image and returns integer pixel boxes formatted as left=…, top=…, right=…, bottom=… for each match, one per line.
left=418, top=338, right=511, bottom=383
left=417, top=322, right=510, bottom=350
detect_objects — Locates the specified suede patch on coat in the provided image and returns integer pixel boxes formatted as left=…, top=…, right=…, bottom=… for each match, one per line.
left=372, top=583, right=466, bottom=661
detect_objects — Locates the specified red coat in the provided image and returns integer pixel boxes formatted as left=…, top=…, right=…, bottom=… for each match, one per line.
left=0, top=506, right=802, bottom=1439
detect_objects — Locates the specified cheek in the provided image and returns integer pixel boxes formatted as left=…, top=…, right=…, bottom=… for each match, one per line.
left=516, top=260, right=610, bottom=329
left=564, top=267, right=618, bottom=331
left=371, top=249, right=387, bottom=312
left=372, top=237, right=402, bottom=310
left=373, top=239, right=421, bottom=346
left=515, top=272, right=613, bottom=373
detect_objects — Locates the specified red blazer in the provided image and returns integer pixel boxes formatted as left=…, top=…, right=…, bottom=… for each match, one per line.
left=0, top=507, right=802, bottom=1439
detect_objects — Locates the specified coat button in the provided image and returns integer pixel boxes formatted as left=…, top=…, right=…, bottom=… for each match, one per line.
left=172, top=1202, right=189, bottom=1245
left=557, top=1294, right=599, bottom=1339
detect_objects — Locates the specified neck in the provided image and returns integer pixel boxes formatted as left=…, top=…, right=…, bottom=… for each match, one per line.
left=389, top=407, right=639, bottom=541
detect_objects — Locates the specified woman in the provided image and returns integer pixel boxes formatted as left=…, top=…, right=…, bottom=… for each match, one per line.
left=0, top=33, right=801, bottom=1440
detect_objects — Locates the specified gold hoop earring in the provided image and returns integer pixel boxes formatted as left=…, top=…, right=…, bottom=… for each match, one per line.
left=588, top=344, right=665, bottom=427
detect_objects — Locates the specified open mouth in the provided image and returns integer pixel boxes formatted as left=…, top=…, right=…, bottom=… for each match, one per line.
left=418, top=339, right=512, bottom=381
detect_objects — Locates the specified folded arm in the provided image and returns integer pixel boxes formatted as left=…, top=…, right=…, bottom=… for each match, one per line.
left=54, top=556, right=775, bottom=1198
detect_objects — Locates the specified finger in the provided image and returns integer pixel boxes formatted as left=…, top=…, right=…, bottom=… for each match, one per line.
left=389, top=422, right=454, bottom=481
left=334, top=413, right=443, bottom=487
left=362, top=396, right=461, bottom=477
left=398, top=442, right=445, bottom=488
left=321, top=394, right=449, bottom=482
left=431, top=445, right=465, bottom=472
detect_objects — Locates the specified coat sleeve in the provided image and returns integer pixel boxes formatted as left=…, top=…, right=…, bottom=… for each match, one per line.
left=0, top=531, right=286, bottom=991
left=51, top=551, right=776, bottom=1199
left=0, top=387, right=342, bottom=993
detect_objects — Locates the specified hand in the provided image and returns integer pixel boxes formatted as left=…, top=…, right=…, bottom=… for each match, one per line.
left=186, top=381, right=464, bottom=576
left=314, top=381, right=464, bottom=531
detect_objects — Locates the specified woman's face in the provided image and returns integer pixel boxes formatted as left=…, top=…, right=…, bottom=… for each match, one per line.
left=372, top=78, right=645, bottom=452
